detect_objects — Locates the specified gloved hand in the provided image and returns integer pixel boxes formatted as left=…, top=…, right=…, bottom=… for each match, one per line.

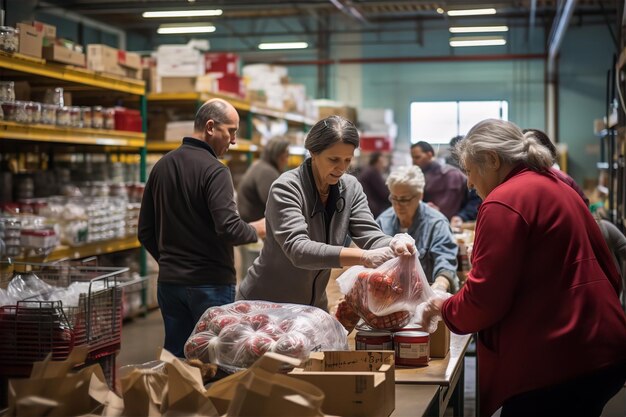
left=360, top=247, right=395, bottom=268
left=389, top=233, right=416, bottom=256
left=415, top=296, right=447, bottom=333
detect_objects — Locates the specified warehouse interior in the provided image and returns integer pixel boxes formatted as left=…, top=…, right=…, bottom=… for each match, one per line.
left=0, top=0, right=624, bottom=416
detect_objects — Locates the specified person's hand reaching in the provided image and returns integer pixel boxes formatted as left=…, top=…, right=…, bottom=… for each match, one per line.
left=389, top=233, right=416, bottom=256
left=250, top=218, right=266, bottom=240
left=360, top=247, right=395, bottom=268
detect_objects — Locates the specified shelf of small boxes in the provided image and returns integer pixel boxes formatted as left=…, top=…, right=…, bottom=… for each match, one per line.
left=0, top=52, right=145, bottom=96
left=19, top=236, right=141, bottom=263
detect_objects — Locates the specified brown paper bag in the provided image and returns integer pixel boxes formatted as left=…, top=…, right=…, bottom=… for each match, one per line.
left=207, top=352, right=325, bottom=417
left=119, top=349, right=218, bottom=417
left=4, top=346, right=123, bottom=417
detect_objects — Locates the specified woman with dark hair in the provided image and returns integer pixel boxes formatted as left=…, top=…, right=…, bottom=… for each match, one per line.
left=237, top=137, right=291, bottom=222
left=421, top=119, right=626, bottom=417
left=237, top=115, right=415, bottom=310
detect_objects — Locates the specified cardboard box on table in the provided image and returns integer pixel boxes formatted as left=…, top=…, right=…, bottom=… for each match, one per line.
left=430, top=320, right=451, bottom=358
left=288, top=350, right=396, bottom=417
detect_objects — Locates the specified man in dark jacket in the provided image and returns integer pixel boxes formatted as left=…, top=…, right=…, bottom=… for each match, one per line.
left=138, top=98, right=265, bottom=357
left=357, top=151, right=391, bottom=218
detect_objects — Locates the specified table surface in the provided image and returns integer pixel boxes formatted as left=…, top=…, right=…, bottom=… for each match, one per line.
left=391, top=384, right=440, bottom=417
left=395, top=333, right=472, bottom=384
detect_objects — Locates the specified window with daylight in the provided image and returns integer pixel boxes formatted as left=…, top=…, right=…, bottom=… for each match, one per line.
left=410, top=100, right=508, bottom=144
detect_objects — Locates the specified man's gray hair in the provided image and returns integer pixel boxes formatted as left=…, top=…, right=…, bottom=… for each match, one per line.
left=386, top=165, right=426, bottom=194
left=194, top=99, right=231, bottom=132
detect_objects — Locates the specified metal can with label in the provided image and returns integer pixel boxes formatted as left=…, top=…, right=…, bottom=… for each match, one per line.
left=394, top=330, right=429, bottom=366
left=356, top=330, right=393, bottom=351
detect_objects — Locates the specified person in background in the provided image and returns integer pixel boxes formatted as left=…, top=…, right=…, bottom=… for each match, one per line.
left=410, top=141, right=480, bottom=229
left=420, top=119, right=626, bottom=417
left=237, top=115, right=415, bottom=311
left=444, top=135, right=464, bottom=169
left=523, top=128, right=589, bottom=207
left=138, top=98, right=266, bottom=357
left=357, top=151, right=391, bottom=218
left=237, top=137, right=290, bottom=222
left=376, top=165, right=459, bottom=293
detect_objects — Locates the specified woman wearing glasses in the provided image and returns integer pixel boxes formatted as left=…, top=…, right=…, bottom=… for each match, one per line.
left=237, top=115, right=415, bottom=311
left=376, top=165, right=460, bottom=293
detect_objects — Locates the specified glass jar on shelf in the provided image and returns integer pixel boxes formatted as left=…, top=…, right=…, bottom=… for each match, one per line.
left=41, top=104, right=57, bottom=125
left=0, top=81, right=15, bottom=102
left=44, top=87, right=65, bottom=107
left=0, top=26, right=19, bottom=54
left=80, top=106, right=92, bottom=128
left=92, top=106, right=103, bottom=128
left=13, top=101, right=28, bottom=124
left=1, top=101, right=17, bottom=121
left=103, top=107, right=115, bottom=130
left=25, top=101, right=42, bottom=124
left=56, top=106, right=71, bottom=127
left=69, top=106, right=81, bottom=128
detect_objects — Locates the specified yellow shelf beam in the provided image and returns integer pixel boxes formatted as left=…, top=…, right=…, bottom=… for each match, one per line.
left=0, top=52, right=145, bottom=95
left=147, top=92, right=315, bottom=125
left=0, top=121, right=146, bottom=148
left=20, top=236, right=141, bottom=263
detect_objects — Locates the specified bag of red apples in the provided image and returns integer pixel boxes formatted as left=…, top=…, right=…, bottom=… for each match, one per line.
left=184, top=300, right=349, bottom=372
left=336, top=252, right=436, bottom=332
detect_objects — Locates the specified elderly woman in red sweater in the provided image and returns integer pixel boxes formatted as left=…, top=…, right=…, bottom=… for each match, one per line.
left=421, top=119, right=626, bottom=417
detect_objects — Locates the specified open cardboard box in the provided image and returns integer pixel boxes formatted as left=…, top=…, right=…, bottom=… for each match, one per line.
left=288, top=351, right=396, bottom=417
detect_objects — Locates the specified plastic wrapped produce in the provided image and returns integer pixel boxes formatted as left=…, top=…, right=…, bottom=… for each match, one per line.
left=184, top=300, right=349, bottom=372
left=336, top=253, right=435, bottom=331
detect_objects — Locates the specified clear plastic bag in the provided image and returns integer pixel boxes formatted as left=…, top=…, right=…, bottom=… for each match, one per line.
left=336, top=252, right=435, bottom=331
left=184, top=300, right=349, bottom=373
left=6, top=272, right=55, bottom=302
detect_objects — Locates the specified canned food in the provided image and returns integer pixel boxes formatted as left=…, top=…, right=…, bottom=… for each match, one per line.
left=92, top=106, right=103, bottom=128
left=56, top=106, right=71, bottom=126
left=394, top=331, right=429, bottom=367
left=356, top=330, right=393, bottom=351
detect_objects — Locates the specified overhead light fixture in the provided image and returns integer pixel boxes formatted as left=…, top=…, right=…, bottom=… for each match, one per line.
left=447, top=8, right=496, bottom=16
left=450, top=25, right=509, bottom=33
left=258, top=42, right=308, bottom=50
left=143, top=9, right=223, bottom=18
left=157, top=24, right=216, bottom=34
left=450, top=36, right=506, bottom=47
left=436, top=8, right=445, bottom=14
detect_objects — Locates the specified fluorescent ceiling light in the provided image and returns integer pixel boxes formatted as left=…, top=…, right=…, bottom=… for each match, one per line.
left=258, top=42, right=308, bottom=50
left=447, top=8, right=496, bottom=16
left=143, top=9, right=222, bottom=18
left=450, top=36, right=506, bottom=47
left=157, top=25, right=216, bottom=34
left=450, top=26, right=509, bottom=33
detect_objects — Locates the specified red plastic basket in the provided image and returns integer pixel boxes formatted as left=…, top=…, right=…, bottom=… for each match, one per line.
left=0, top=261, right=127, bottom=378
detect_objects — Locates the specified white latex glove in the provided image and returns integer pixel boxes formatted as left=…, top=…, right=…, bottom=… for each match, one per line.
left=360, top=247, right=395, bottom=268
left=415, top=296, right=447, bottom=333
left=389, top=233, right=416, bottom=256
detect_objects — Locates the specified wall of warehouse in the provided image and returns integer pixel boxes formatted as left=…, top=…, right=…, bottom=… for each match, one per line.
left=10, top=4, right=616, bottom=185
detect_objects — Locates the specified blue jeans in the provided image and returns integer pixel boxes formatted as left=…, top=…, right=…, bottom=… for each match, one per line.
left=157, top=282, right=235, bottom=357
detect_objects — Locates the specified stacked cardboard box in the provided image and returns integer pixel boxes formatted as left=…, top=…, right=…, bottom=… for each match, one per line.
left=87, top=44, right=142, bottom=79
left=358, top=108, right=397, bottom=152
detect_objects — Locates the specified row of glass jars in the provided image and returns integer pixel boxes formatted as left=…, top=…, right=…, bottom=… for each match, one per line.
left=0, top=102, right=116, bottom=129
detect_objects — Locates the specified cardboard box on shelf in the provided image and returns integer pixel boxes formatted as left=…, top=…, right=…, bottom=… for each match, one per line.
left=289, top=350, right=396, bottom=417
left=360, top=135, right=393, bottom=152
left=30, top=20, right=57, bottom=39
left=205, top=52, right=240, bottom=76
left=17, top=23, right=43, bottom=58
left=316, top=104, right=358, bottom=123
left=157, top=44, right=205, bottom=77
left=42, top=45, right=86, bottom=67
left=159, top=76, right=197, bottom=94
left=217, top=74, right=245, bottom=97
left=87, top=44, right=125, bottom=76
left=118, top=50, right=142, bottom=79
left=165, top=121, right=195, bottom=142
left=359, top=108, right=394, bottom=125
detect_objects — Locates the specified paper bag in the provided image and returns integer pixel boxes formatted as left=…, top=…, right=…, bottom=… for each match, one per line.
left=207, top=352, right=325, bottom=417
left=4, top=346, right=123, bottom=417
left=119, top=348, right=218, bottom=417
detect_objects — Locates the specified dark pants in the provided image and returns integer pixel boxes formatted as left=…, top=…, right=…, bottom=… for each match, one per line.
left=157, top=282, right=235, bottom=357
left=500, top=362, right=626, bottom=417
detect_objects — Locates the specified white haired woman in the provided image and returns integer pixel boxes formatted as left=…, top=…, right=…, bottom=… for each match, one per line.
left=376, top=165, right=460, bottom=293
left=420, top=119, right=626, bottom=417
